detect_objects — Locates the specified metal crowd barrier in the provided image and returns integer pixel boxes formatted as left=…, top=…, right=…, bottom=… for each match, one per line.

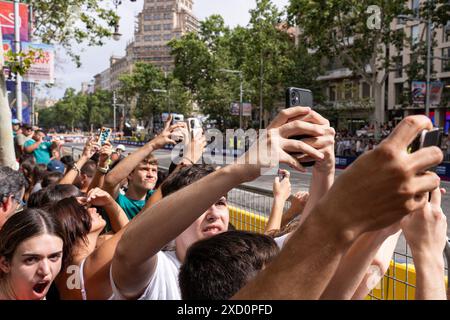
left=226, top=186, right=449, bottom=300
left=64, top=145, right=449, bottom=300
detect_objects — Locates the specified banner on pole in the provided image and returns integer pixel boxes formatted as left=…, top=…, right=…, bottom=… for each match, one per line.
left=230, top=102, right=240, bottom=116
left=242, top=103, right=252, bottom=117
left=411, top=81, right=426, bottom=104
left=0, top=1, right=29, bottom=41
left=430, top=81, right=444, bottom=106
left=7, top=80, right=32, bottom=124
left=22, top=42, right=55, bottom=83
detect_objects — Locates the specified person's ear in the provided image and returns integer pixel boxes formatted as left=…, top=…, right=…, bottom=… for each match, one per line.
left=0, top=256, right=11, bottom=274
left=1, top=196, right=14, bottom=214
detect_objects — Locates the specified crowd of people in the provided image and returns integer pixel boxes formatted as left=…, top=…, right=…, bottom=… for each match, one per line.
left=0, top=108, right=449, bottom=300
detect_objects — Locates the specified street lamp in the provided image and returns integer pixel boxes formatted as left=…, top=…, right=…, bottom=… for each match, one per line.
left=112, top=0, right=138, bottom=41
left=219, top=69, right=243, bottom=129
left=397, top=8, right=433, bottom=118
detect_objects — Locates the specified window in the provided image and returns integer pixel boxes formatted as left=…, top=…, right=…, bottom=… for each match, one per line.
left=395, top=83, right=404, bottom=105
left=163, top=34, right=172, bottom=41
left=164, top=13, right=172, bottom=19
left=144, top=14, right=151, bottom=21
left=362, top=82, right=371, bottom=99
left=144, top=25, right=152, bottom=31
left=411, top=25, right=420, bottom=46
left=444, top=21, right=450, bottom=43
left=394, top=56, right=403, bottom=78
left=344, top=81, right=353, bottom=100
left=153, top=14, right=161, bottom=20
left=164, top=23, right=172, bottom=30
left=443, top=48, right=450, bottom=72
left=329, top=85, right=336, bottom=102
left=412, top=0, right=420, bottom=17
left=153, top=24, right=161, bottom=30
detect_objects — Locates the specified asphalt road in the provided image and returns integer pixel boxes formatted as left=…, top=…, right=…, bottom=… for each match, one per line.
left=66, top=143, right=450, bottom=263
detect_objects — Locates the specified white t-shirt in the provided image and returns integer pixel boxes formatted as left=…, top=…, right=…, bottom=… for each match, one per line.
left=110, top=250, right=181, bottom=300
left=110, top=236, right=289, bottom=300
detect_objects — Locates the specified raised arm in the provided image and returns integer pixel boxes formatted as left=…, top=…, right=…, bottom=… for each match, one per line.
left=87, top=142, right=113, bottom=192
left=265, top=170, right=291, bottom=234
left=233, top=116, right=443, bottom=299
left=59, top=139, right=97, bottom=185
left=111, top=107, right=326, bottom=299
left=401, top=187, right=447, bottom=300
left=103, top=117, right=182, bottom=199
left=24, top=135, right=43, bottom=153
left=320, top=224, right=401, bottom=300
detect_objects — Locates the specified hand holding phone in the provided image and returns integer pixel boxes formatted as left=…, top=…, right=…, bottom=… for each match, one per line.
left=98, top=127, right=112, bottom=146
left=285, top=87, right=315, bottom=167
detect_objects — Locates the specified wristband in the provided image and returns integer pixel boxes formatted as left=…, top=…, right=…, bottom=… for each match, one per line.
left=71, top=163, right=81, bottom=175
left=97, top=166, right=109, bottom=174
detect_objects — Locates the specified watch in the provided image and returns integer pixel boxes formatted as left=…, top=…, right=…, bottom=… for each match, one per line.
left=97, top=166, right=109, bottom=174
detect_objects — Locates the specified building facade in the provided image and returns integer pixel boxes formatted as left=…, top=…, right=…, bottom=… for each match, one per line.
left=318, top=0, right=449, bottom=132
left=93, top=0, right=199, bottom=92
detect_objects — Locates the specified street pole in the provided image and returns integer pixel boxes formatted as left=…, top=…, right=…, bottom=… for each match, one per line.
left=425, top=11, right=432, bottom=118
left=259, top=51, right=264, bottom=129
left=113, top=90, right=117, bottom=133
left=239, top=73, right=243, bottom=129
left=14, top=0, right=22, bottom=123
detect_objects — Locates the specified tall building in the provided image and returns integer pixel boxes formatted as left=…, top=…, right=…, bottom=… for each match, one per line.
left=93, top=0, right=199, bottom=91
left=133, top=0, right=199, bottom=72
left=317, top=0, right=450, bottom=131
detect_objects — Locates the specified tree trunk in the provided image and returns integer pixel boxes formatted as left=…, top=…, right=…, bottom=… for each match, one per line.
left=0, top=27, right=18, bottom=169
left=373, top=80, right=385, bottom=136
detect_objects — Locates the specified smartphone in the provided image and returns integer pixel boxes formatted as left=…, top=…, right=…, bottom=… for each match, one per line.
left=409, top=128, right=442, bottom=153
left=286, top=87, right=315, bottom=167
left=98, top=127, right=112, bottom=146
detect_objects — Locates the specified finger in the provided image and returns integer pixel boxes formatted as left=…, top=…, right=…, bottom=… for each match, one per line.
left=430, top=187, right=442, bottom=208
left=169, top=123, right=185, bottom=132
left=301, top=135, right=334, bottom=150
left=268, top=107, right=311, bottom=129
left=411, top=171, right=441, bottom=194
left=440, top=188, right=446, bottom=195
left=274, top=176, right=280, bottom=184
left=164, top=115, right=173, bottom=130
left=289, top=110, right=330, bottom=126
left=408, top=146, right=443, bottom=172
left=384, top=115, right=433, bottom=149
left=279, top=120, right=326, bottom=138
left=282, top=139, right=324, bottom=161
left=280, top=151, right=306, bottom=172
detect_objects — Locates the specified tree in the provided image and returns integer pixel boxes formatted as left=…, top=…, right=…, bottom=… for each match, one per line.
left=287, top=0, right=450, bottom=127
left=119, top=63, right=192, bottom=132
left=25, top=0, right=119, bottom=66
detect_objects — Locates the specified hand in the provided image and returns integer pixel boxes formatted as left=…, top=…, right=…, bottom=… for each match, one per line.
left=98, top=142, right=113, bottom=166
left=293, top=111, right=336, bottom=173
left=82, top=138, right=99, bottom=159
left=289, top=191, right=309, bottom=216
left=238, top=107, right=326, bottom=181
left=150, top=115, right=185, bottom=150
left=316, top=116, right=443, bottom=243
left=182, top=133, right=207, bottom=164
left=86, top=188, right=114, bottom=207
left=401, top=187, right=447, bottom=257
left=273, top=169, right=291, bottom=202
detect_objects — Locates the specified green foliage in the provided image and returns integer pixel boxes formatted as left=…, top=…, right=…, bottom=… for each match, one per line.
left=169, top=1, right=323, bottom=129
left=23, top=0, right=119, bottom=66
left=38, top=88, right=112, bottom=130
left=118, top=62, right=192, bottom=124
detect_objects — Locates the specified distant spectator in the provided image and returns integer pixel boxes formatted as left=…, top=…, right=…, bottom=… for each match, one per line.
left=0, top=166, right=28, bottom=229
left=14, top=125, right=34, bottom=159
left=23, top=130, right=53, bottom=165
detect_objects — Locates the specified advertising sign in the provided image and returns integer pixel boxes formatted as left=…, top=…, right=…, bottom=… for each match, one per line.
left=430, top=81, right=444, bottom=105
left=7, top=80, right=33, bottom=124
left=22, top=42, right=55, bottom=83
left=0, top=1, right=29, bottom=41
left=412, top=81, right=426, bottom=104
left=230, top=102, right=240, bottom=116
left=242, top=103, right=252, bottom=117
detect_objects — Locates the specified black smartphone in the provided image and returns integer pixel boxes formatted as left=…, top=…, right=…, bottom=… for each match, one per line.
left=409, top=128, right=442, bottom=153
left=286, top=87, right=315, bottom=167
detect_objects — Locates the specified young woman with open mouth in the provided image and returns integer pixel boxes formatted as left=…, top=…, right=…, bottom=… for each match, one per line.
left=0, top=209, right=64, bottom=300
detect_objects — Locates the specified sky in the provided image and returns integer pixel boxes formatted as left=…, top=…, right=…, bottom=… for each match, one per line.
left=43, top=0, right=290, bottom=99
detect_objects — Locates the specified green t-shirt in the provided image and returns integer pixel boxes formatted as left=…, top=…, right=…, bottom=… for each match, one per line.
left=116, top=189, right=155, bottom=220
left=24, top=139, right=52, bottom=165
